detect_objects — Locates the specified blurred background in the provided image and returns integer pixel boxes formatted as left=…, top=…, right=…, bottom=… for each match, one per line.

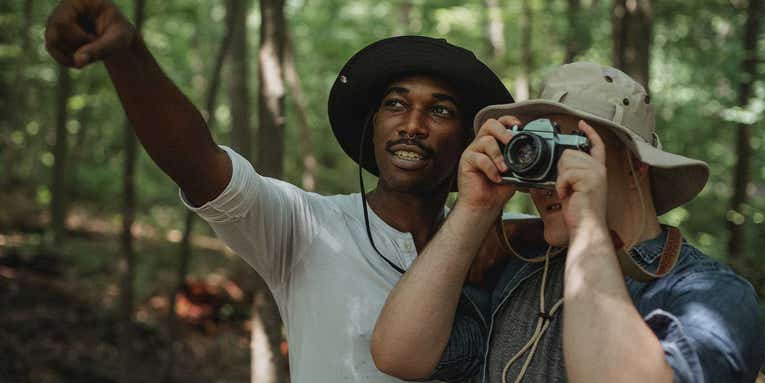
left=0, top=0, right=763, bottom=382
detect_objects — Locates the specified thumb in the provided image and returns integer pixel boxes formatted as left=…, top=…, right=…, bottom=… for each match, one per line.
left=73, top=27, right=134, bottom=67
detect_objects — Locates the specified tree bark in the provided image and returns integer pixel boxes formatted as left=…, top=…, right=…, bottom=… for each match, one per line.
left=612, top=0, right=652, bottom=92
left=564, top=0, right=583, bottom=63
left=50, top=65, right=71, bottom=245
left=515, top=0, right=532, bottom=101
left=3, top=0, right=34, bottom=188
left=728, top=0, right=763, bottom=261
left=284, top=33, right=316, bottom=192
left=118, top=1, right=146, bottom=382
left=396, top=1, right=413, bottom=35
left=227, top=0, right=253, bottom=159
left=162, top=3, right=235, bottom=381
left=485, top=0, right=505, bottom=64
left=254, top=0, right=290, bottom=382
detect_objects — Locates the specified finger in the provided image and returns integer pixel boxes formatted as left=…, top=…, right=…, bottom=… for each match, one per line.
left=45, top=10, right=96, bottom=67
left=463, top=151, right=503, bottom=183
left=74, top=25, right=133, bottom=66
left=45, top=41, right=75, bottom=67
left=557, top=149, right=599, bottom=172
left=58, top=25, right=97, bottom=66
left=578, top=120, right=606, bottom=164
left=471, top=135, right=508, bottom=173
left=476, top=118, right=513, bottom=144
left=555, top=168, right=596, bottom=199
left=496, top=115, right=522, bottom=128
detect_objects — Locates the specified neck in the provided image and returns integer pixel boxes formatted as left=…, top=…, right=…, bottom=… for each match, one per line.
left=366, top=184, right=450, bottom=252
left=610, top=198, right=662, bottom=248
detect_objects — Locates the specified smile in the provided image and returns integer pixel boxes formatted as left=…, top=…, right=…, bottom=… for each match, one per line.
left=393, top=150, right=424, bottom=161
left=546, top=203, right=561, bottom=212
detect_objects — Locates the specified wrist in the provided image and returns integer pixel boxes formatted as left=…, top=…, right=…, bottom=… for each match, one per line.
left=569, top=213, right=607, bottom=237
left=449, top=201, right=501, bottom=236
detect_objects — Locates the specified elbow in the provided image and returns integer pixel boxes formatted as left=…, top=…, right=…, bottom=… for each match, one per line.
left=371, top=330, right=437, bottom=380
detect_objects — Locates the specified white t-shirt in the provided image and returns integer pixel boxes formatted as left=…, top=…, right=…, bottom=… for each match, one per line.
left=182, top=146, right=443, bottom=382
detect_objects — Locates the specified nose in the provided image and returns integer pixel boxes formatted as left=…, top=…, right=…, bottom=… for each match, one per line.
left=399, top=108, right=428, bottom=139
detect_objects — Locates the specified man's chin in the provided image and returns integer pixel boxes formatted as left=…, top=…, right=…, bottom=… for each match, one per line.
left=380, top=174, right=449, bottom=195
left=542, top=218, right=570, bottom=247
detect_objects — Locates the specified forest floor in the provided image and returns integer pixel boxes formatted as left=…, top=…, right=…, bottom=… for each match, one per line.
left=0, top=225, right=258, bottom=383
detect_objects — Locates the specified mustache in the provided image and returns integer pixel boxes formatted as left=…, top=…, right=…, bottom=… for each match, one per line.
left=385, top=138, right=434, bottom=156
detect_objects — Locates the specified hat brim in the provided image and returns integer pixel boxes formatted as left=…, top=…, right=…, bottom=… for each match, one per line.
left=475, top=100, right=709, bottom=214
left=328, top=36, right=513, bottom=183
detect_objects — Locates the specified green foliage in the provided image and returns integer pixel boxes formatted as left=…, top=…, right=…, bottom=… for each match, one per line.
left=1, top=0, right=764, bottom=380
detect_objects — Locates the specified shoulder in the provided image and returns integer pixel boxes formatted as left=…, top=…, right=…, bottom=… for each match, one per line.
left=633, top=242, right=759, bottom=311
left=669, top=243, right=752, bottom=289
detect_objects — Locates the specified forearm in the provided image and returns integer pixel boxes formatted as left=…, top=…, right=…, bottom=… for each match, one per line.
left=104, top=37, right=229, bottom=204
left=563, top=222, right=672, bottom=383
left=371, top=202, right=495, bottom=379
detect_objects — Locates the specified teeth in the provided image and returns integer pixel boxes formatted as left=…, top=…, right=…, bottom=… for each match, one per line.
left=548, top=203, right=561, bottom=211
left=394, top=150, right=423, bottom=161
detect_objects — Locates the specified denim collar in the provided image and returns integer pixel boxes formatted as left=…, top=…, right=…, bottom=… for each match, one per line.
left=628, top=225, right=676, bottom=273
left=494, top=226, right=677, bottom=304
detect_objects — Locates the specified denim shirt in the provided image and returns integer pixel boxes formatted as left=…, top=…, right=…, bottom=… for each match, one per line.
left=428, top=228, right=764, bottom=383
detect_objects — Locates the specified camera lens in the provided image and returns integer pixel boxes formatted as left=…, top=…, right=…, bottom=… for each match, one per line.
left=504, top=132, right=548, bottom=178
left=513, top=141, right=537, bottom=167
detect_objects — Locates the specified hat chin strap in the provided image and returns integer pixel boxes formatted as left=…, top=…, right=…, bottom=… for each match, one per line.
left=358, top=111, right=406, bottom=274
left=614, top=153, right=683, bottom=283
left=494, top=152, right=681, bottom=282
left=497, top=155, right=681, bottom=382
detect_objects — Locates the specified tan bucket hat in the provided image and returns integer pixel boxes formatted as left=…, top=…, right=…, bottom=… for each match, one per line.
left=474, top=62, right=709, bottom=215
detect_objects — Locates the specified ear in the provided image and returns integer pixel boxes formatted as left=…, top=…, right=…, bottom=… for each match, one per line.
left=627, top=153, right=650, bottom=189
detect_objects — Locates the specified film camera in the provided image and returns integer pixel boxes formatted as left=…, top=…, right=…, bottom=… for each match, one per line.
left=500, top=118, right=591, bottom=189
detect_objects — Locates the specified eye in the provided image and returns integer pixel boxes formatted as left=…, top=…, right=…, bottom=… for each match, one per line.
left=383, top=98, right=407, bottom=111
left=431, top=105, right=454, bottom=118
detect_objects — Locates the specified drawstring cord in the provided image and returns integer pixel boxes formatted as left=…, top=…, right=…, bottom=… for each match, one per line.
left=501, top=244, right=564, bottom=383
left=497, top=150, right=649, bottom=382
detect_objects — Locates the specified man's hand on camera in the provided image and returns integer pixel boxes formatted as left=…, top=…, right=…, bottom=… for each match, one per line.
left=456, top=115, right=517, bottom=214
left=45, top=0, right=136, bottom=69
left=556, top=120, right=608, bottom=236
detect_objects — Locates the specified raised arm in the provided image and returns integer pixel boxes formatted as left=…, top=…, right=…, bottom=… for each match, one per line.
left=45, top=0, right=229, bottom=205
left=556, top=121, right=672, bottom=383
left=371, top=116, right=518, bottom=380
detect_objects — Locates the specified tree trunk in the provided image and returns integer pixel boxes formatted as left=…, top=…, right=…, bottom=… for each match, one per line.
left=227, top=0, right=253, bottom=159
left=396, top=1, right=413, bottom=35
left=564, top=0, right=582, bottom=63
left=612, top=0, right=652, bottom=92
left=254, top=0, right=290, bottom=382
left=163, top=3, right=234, bottom=380
left=3, top=0, right=35, bottom=188
left=118, top=1, right=145, bottom=382
left=284, top=33, right=316, bottom=192
left=485, top=0, right=505, bottom=64
left=514, top=0, right=532, bottom=101
left=162, top=3, right=233, bottom=383
left=50, top=65, right=71, bottom=245
left=727, top=0, right=763, bottom=261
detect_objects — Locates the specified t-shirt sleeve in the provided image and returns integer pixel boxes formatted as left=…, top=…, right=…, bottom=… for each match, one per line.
left=644, top=268, right=764, bottom=383
left=180, top=145, right=320, bottom=288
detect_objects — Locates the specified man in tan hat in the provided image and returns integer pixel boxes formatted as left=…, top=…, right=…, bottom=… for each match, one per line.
left=371, top=62, right=763, bottom=383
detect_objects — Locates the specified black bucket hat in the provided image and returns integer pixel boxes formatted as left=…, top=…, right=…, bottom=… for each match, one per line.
left=328, top=35, right=514, bottom=176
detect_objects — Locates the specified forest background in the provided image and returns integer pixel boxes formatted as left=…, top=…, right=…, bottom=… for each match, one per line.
left=1, top=0, right=763, bottom=382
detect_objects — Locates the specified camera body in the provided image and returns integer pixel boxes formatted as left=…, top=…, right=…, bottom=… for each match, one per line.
left=500, top=118, right=590, bottom=189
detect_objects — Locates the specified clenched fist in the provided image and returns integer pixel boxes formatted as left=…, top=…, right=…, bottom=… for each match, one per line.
left=45, top=0, right=136, bottom=68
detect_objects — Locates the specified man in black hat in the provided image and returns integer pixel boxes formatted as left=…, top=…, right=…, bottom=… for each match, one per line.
left=44, top=1, right=513, bottom=381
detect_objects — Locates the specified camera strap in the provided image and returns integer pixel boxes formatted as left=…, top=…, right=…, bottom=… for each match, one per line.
left=613, top=225, right=682, bottom=282
left=494, top=217, right=683, bottom=282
